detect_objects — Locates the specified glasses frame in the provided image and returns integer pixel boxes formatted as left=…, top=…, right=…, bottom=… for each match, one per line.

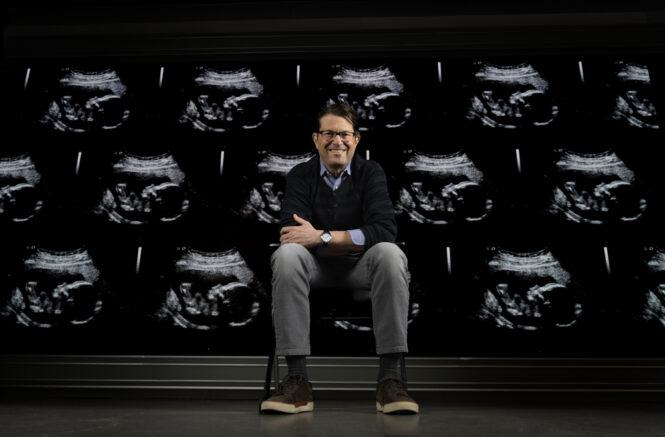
left=316, top=130, right=358, bottom=141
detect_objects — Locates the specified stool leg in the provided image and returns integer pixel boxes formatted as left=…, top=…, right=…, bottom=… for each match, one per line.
left=400, top=354, right=408, bottom=391
left=260, top=314, right=279, bottom=412
left=263, top=353, right=274, bottom=399
left=273, top=355, right=280, bottom=390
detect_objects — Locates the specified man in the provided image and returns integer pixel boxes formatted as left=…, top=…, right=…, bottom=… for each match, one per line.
left=260, top=103, right=418, bottom=414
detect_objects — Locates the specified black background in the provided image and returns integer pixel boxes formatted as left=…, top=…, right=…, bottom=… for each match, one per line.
left=1, top=1, right=665, bottom=358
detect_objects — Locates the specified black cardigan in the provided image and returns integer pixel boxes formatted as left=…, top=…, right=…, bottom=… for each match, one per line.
left=279, top=155, right=397, bottom=249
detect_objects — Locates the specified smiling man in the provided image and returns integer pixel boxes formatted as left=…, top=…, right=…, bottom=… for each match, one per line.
left=260, top=103, right=418, bottom=415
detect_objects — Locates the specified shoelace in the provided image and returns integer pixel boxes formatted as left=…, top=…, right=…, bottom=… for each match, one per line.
left=277, top=375, right=303, bottom=395
left=382, top=377, right=409, bottom=397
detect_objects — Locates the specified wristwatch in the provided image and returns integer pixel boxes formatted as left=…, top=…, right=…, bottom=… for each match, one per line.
left=320, top=230, right=332, bottom=247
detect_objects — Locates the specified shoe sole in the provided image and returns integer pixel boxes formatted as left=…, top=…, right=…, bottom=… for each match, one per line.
left=376, top=401, right=419, bottom=414
left=260, top=401, right=314, bottom=414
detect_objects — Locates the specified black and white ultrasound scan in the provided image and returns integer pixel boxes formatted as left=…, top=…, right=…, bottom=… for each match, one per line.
left=581, top=244, right=665, bottom=354
left=172, top=66, right=271, bottom=133
left=610, top=62, right=659, bottom=129
left=394, top=150, right=493, bottom=226
left=546, top=149, right=647, bottom=225
left=455, top=60, right=563, bottom=130
left=28, top=67, right=134, bottom=134
left=233, top=150, right=316, bottom=224
left=583, top=60, right=660, bottom=130
left=0, top=154, right=43, bottom=223
left=640, top=247, right=665, bottom=328
left=305, top=63, right=414, bottom=134
left=0, top=247, right=104, bottom=328
left=475, top=247, right=583, bottom=331
left=147, top=247, right=265, bottom=331
left=93, top=152, right=190, bottom=225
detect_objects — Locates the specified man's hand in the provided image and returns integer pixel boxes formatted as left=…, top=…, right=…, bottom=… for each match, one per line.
left=279, top=214, right=323, bottom=248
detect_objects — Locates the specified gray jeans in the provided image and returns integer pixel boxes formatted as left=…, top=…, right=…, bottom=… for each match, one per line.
left=271, top=242, right=410, bottom=356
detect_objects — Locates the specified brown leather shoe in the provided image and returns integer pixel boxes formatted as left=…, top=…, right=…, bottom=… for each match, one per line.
left=376, top=376, right=419, bottom=414
left=260, top=375, right=314, bottom=414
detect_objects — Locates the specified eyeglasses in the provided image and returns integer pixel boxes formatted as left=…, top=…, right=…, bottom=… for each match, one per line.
left=317, top=130, right=357, bottom=141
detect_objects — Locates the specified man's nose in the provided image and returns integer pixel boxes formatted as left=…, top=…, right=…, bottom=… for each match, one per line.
left=332, top=133, right=344, bottom=144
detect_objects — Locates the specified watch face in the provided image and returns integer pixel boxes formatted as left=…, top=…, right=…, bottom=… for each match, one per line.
left=321, top=232, right=332, bottom=244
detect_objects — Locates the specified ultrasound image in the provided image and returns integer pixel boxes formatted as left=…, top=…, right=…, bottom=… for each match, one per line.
left=236, top=151, right=315, bottom=223
left=177, top=67, right=269, bottom=132
left=610, top=62, right=659, bottom=129
left=325, top=65, right=411, bottom=131
left=547, top=150, right=646, bottom=225
left=0, top=155, right=43, bottom=223
left=465, top=62, right=559, bottom=129
left=395, top=151, right=492, bottom=225
left=477, top=249, right=582, bottom=330
left=95, top=152, right=190, bottom=225
left=642, top=248, right=665, bottom=327
left=151, top=248, right=264, bottom=330
left=1, top=248, right=103, bottom=328
left=39, top=68, right=131, bottom=133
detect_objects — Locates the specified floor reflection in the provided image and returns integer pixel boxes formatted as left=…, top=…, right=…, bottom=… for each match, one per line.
left=259, top=411, right=314, bottom=437
left=376, top=412, right=420, bottom=437
left=258, top=409, right=420, bottom=437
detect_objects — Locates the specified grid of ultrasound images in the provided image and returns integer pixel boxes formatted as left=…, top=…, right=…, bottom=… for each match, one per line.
left=0, top=58, right=664, bottom=356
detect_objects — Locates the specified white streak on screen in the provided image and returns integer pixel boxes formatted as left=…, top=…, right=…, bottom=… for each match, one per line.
left=24, top=68, right=31, bottom=89
left=136, top=246, right=143, bottom=275
left=75, top=151, right=82, bottom=176
left=446, top=246, right=452, bottom=275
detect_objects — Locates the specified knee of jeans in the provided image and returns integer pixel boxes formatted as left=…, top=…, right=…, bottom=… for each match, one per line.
left=368, top=242, right=407, bottom=269
left=271, top=243, right=310, bottom=269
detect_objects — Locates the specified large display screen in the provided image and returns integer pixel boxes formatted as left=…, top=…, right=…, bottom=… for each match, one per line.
left=1, top=56, right=663, bottom=356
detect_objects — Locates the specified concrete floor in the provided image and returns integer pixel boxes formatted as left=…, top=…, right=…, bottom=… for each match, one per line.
left=2, top=397, right=665, bottom=437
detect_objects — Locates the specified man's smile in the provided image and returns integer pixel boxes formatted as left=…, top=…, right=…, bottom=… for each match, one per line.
left=326, top=146, right=348, bottom=153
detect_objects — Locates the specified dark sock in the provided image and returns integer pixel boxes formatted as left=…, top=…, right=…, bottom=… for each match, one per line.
left=286, top=355, right=308, bottom=379
left=378, top=353, right=401, bottom=380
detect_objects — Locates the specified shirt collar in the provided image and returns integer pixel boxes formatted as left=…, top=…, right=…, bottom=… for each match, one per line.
left=319, top=158, right=353, bottom=178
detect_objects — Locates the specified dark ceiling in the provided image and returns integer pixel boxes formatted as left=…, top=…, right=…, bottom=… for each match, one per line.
left=3, top=0, right=665, bottom=60
left=5, top=0, right=665, bottom=17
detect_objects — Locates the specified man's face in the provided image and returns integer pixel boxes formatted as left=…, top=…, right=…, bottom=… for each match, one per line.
left=312, top=114, right=360, bottom=175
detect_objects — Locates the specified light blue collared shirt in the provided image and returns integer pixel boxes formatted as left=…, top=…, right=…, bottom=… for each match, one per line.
left=319, top=158, right=366, bottom=246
